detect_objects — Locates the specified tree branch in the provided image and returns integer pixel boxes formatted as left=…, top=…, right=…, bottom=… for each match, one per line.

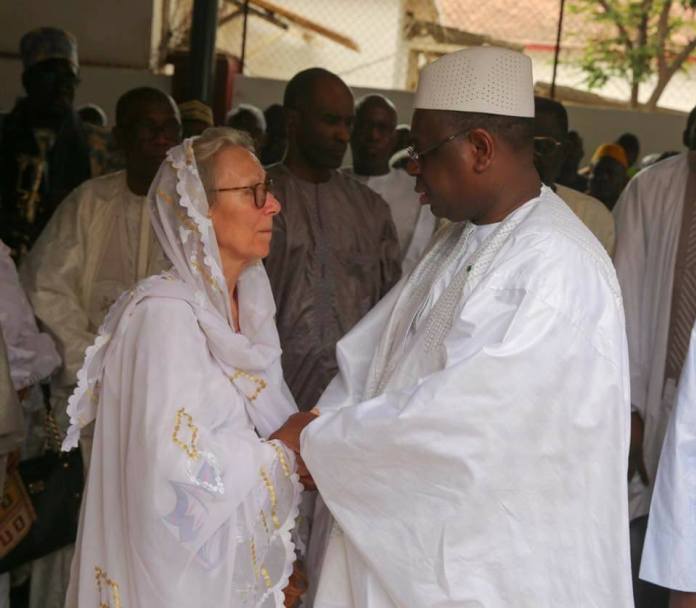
left=655, top=0, right=673, bottom=74
left=647, top=35, right=696, bottom=107
left=597, top=0, right=634, bottom=49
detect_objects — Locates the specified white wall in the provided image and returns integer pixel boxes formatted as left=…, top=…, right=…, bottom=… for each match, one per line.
left=233, top=74, right=689, bottom=165
left=218, top=0, right=405, bottom=89
left=0, top=58, right=171, bottom=124
left=0, top=0, right=160, bottom=69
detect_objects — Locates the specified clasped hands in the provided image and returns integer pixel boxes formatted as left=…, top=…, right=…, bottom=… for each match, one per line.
left=269, top=410, right=319, bottom=490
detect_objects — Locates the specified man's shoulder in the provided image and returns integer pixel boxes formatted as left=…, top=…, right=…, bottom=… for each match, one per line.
left=634, top=152, right=686, bottom=182
left=514, top=192, right=616, bottom=285
left=555, top=184, right=612, bottom=219
left=69, top=170, right=126, bottom=202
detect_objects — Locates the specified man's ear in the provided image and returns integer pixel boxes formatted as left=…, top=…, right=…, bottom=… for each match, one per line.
left=467, top=128, right=495, bottom=173
left=112, top=125, right=127, bottom=152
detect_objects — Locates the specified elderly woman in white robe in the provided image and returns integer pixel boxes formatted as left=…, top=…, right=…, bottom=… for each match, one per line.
left=63, top=129, right=312, bottom=607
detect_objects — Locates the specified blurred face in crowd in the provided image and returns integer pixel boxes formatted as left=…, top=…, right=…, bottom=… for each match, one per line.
left=115, top=96, right=182, bottom=183
left=564, top=131, right=584, bottom=170
left=22, top=58, right=78, bottom=121
left=227, top=110, right=266, bottom=155
left=616, top=135, right=640, bottom=167
left=588, top=156, right=627, bottom=210
left=208, top=145, right=281, bottom=265
left=683, top=107, right=696, bottom=151
left=533, top=110, right=565, bottom=187
left=287, top=75, right=354, bottom=170
left=351, top=97, right=397, bottom=176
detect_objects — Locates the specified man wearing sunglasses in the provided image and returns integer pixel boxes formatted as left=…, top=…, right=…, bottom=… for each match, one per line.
left=0, top=27, right=91, bottom=261
left=297, top=47, right=633, bottom=607
left=533, top=96, right=615, bottom=254
left=19, top=87, right=179, bottom=608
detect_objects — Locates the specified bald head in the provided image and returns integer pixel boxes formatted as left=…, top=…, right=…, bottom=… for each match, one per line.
left=115, top=87, right=179, bottom=127
left=283, top=68, right=354, bottom=180
left=352, top=94, right=399, bottom=176
left=283, top=67, right=350, bottom=111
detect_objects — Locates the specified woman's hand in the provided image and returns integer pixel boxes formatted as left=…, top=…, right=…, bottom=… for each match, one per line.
left=269, top=411, right=319, bottom=490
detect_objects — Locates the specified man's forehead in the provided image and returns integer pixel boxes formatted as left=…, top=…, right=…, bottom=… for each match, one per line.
left=131, top=98, right=179, bottom=122
left=310, top=78, right=353, bottom=112
left=358, top=103, right=396, bottom=124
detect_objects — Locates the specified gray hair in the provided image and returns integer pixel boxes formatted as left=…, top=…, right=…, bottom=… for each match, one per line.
left=192, top=127, right=255, bottom=204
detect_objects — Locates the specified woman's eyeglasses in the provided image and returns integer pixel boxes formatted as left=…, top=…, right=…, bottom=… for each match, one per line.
left=208, top=178, right=274, bottom=209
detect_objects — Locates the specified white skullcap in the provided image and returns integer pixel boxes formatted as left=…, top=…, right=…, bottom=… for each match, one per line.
left=414, top=47, right=534, bottom=118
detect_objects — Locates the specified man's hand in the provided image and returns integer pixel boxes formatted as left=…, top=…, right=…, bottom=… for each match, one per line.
left=628, top=411, right=649, bottom=485
left=269, top=411, right=319, bottom=490
left=269, top=412, right=318, bottom=454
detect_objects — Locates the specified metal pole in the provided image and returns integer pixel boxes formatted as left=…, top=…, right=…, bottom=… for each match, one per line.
left=240, top=0, right=250, bottom=74
left=550, top=0, right=566, bottom=99
left=189, top=0, right=218, bottom=103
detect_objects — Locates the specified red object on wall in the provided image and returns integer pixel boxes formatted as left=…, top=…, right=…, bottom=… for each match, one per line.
left=168, top=51, right=241, bottom=125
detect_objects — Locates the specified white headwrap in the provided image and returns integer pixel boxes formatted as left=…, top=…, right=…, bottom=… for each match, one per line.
left=64, top=138, right=297, bottom=449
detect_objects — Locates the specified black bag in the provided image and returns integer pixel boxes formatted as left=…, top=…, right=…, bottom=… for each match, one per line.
left=0, top=385, right=84, bottom=573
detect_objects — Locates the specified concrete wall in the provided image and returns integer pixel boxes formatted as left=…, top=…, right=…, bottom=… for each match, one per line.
left=0, top=0, right=160, bottom=69
left=232, top=74, right=689, bottom=165
left=0, top=58, right=171, bottom=124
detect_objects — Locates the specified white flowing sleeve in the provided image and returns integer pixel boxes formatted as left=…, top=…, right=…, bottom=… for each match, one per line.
left=19, top=188, right=93, bottom=391
left=0, top=240, right=60, bottom=390
left=74, top=298, right=301, bottom=608
left=302, top=277, right=631, bottom=606
left=613, top=178, right=648, bottom=415
left=641, top=324, right=696, bottom=592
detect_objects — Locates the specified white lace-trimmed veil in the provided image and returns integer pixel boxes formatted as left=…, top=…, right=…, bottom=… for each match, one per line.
left=64, top=137, right=297, bottom=450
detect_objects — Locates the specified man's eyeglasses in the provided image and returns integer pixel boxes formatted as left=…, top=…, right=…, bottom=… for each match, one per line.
left=208, top=178, right=274, bottom=209
left=533, top=136, right=563, bottom=157
left=406, top=128, right=471, bottom=162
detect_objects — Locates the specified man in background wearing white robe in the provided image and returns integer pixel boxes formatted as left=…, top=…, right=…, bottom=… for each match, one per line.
left=613, top=104, right=696, bottom=608
left=345, top=94, right=437, bottom=275
left=640, top=323, right=696, bottom=608
left=294, top=47, right=633, bottom=607
left=18, top=87, right=177, bottom=608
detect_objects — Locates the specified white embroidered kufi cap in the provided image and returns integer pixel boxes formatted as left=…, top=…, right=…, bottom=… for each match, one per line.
left=414, top=46, right=534, bottom=118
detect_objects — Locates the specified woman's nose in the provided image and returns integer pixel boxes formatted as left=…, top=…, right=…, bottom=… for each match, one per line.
left=264, top=192, right=282, bottom=215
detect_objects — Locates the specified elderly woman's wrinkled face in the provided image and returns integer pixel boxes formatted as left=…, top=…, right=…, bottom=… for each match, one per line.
left=209, top=146, right=281, bottom=265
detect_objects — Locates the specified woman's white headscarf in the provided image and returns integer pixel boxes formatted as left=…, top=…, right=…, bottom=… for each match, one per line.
left=64, top=138, right=297, bottom=449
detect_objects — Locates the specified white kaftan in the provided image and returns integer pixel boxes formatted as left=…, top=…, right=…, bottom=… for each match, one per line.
left=19, top=170, right=170, bottom=608
left=302, top=186, right=634, bottom=607
left=613, top=153, right=694, bottom=520
left=64, top=140, right=302, bottom=607
left=640, top=323, right=696, bottom=592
